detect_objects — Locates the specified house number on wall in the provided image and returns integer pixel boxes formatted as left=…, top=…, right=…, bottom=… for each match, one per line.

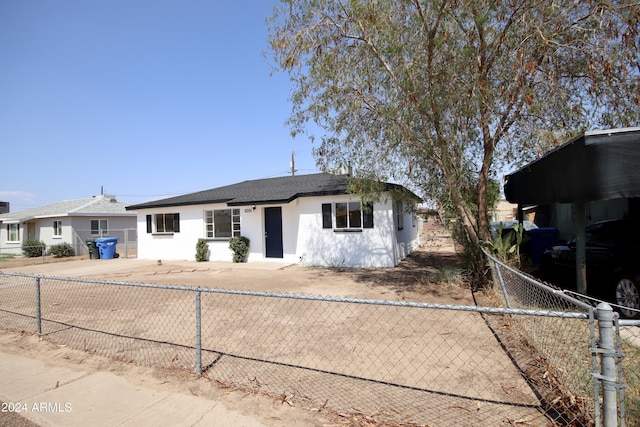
left=244, top=208, right=253, bottom=213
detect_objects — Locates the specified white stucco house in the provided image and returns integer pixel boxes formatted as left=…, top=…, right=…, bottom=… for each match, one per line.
left=126, top=173, right=422, bottom=267
left=0, top=195, right=137, bottom=256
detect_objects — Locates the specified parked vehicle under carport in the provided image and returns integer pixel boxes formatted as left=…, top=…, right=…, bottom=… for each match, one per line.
left=541, top=219, right=640, bottom=319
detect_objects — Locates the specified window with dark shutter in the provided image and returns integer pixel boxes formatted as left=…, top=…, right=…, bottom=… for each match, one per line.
left=322, top=203, right=332, bottom=229
left=146, top=215, right=152, bottom=233
left=173, top=213, right=180, bottom=233
left=363, top=203, right=374, bottom=228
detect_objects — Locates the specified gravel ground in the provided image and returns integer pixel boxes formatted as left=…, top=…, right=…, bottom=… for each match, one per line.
left=0, top=401, right=40, bottom=427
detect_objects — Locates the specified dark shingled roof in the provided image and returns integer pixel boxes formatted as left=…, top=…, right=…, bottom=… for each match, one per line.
left=126, top=173, right=419, bottom=210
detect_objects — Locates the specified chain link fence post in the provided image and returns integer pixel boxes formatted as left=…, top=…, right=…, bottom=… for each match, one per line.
left=597, top=302, right=618, bottom=427
left=124, top=228, right=129, bottom=259
left=35, top=276, right=42, bottom=335
left=195, top=289, right=202, bottom=375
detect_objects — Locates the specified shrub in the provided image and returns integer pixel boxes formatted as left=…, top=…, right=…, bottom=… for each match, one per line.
left=22, top=240, right=46, bottom=258
left=49, top=242, right=75, bottom=258
left=195, top=238, right=209, bottom=262
left=482, top=223, right=528, bottom=267
left=228, top=236, right=249, bottom=263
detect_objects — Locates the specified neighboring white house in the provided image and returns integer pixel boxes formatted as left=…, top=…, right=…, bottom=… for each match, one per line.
left=0, top=195, right=137, bottom=256
left=126, top=173, right=422, bottom=267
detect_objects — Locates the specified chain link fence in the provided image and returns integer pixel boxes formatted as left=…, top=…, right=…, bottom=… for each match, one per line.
left=616, top=320, right=640, bottom=425
left=484, top=248, right=640, bottom=426
left=72, top=228, right=137, bottom=258
left=0, top=228, right=137, bottom=261
left=0, top=260, right=637, bottom=425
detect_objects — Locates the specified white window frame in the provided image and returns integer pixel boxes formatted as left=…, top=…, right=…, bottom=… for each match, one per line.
left=145, top=213, right=179, bottom=234
left=204, top=209, right=241, bottom=238
left=154, top=214, right=175, bottom=233
left=53, top=220, right=63, bottom=237
left=91, top=219, right=109, bottom=236
left=7, top=224, right=19, bottom=242
left=323, top=201, right=373, bottom=230
left=335, top=201, right=363, bottom=229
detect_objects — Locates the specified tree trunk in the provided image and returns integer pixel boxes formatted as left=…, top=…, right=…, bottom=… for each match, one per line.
left=449, top=180, right=480, bottom=247
left=476, top=140, right=494, bottom=242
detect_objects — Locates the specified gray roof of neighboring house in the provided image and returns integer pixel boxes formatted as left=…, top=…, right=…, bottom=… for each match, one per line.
left=0, top=195, right=135, bottom=223
left=126, top=173, right=421, bottom=210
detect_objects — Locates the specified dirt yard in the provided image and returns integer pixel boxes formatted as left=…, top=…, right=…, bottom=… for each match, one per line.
left=0, top=233, right=468, bottom=304
left=0, top=233, right=546, bottom=426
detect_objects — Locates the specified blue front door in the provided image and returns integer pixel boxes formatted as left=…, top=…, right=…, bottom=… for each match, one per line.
left=264, top=207, right=283, bottom=258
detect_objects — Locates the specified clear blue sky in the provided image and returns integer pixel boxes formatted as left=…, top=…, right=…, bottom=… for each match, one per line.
left=1, top=1, right=321, bottom=211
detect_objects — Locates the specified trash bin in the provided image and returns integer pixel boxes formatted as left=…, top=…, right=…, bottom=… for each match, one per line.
left=86, top=239, right=100, bottom=259
left=527, top=227, right=560, bottom=266
left=95, top=237, right=119, bottom=260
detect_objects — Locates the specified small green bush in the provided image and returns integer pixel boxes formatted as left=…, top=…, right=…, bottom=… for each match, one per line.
left=49, top=242, right=75, bottom=258
left=195, top=238, right=209, bottom=262
left=482, top=223, right=527, bottom=267
left=228, top=236, right=249, bottom=263
left=22, top=240, right=46, bottom=258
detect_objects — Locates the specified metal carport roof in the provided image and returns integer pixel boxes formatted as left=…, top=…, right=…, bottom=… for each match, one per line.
left=502, top=127, right=640, bottom=295
left=504, top=127, right=640, bottom=206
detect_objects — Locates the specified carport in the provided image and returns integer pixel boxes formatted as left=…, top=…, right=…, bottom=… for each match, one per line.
left=503, top=127, right=640, bottom=293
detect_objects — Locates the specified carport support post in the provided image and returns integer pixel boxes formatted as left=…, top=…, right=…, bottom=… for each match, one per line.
left=574, top=202, right=587, bottom=294
left=517, top=204, right=524, bottom=227
left=195, top=289, right=202, bottom=375
left=597, top=303, right=618, bottom=427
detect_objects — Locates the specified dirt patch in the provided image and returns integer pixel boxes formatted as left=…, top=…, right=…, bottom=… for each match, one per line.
left=0, top=233, right=469, bottom=304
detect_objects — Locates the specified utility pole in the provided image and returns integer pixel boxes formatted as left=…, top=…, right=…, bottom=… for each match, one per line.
left=290, top=151, right=296, bottom=176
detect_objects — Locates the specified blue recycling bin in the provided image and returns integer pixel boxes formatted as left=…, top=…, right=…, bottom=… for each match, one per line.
left=526, top=227, right=559, bottom=266
left=95, top=237, right=119, bottom=260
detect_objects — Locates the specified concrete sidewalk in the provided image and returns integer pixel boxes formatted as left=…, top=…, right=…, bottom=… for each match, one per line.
left=0, top=350, right=270, bottom=427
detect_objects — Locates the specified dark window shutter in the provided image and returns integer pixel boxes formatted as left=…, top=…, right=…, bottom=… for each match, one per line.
left=173, top=213, right=180, bottom=232
left=363, top=203, right=374, bottom=228
left=146, top=215, right=152, bottom=233
left=322, top=204, right=332, bottom=229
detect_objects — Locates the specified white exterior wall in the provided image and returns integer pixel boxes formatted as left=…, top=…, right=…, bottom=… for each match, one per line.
left=394, top=208, right=420, bottom=262
left=137, top=205, right=212, bottom=262
left=135, top=203, right=298, bottom=263
left=0, top=222, right=24, bottom=255
left=38, top=217, right=71, bottom=244
left=135, top=194, right=420, bottom=267
left=296, top=195, right=398, bottom=267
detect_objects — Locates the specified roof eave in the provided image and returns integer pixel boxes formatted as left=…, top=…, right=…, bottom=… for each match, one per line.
left=126, top=199, right=232, bottom=211
left=71, top=212, right=136, bottom=217
left=227, top=198, right=294, bottom=207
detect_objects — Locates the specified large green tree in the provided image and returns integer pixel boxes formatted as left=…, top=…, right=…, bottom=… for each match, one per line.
left=268, top=0, right=640, bottom=254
